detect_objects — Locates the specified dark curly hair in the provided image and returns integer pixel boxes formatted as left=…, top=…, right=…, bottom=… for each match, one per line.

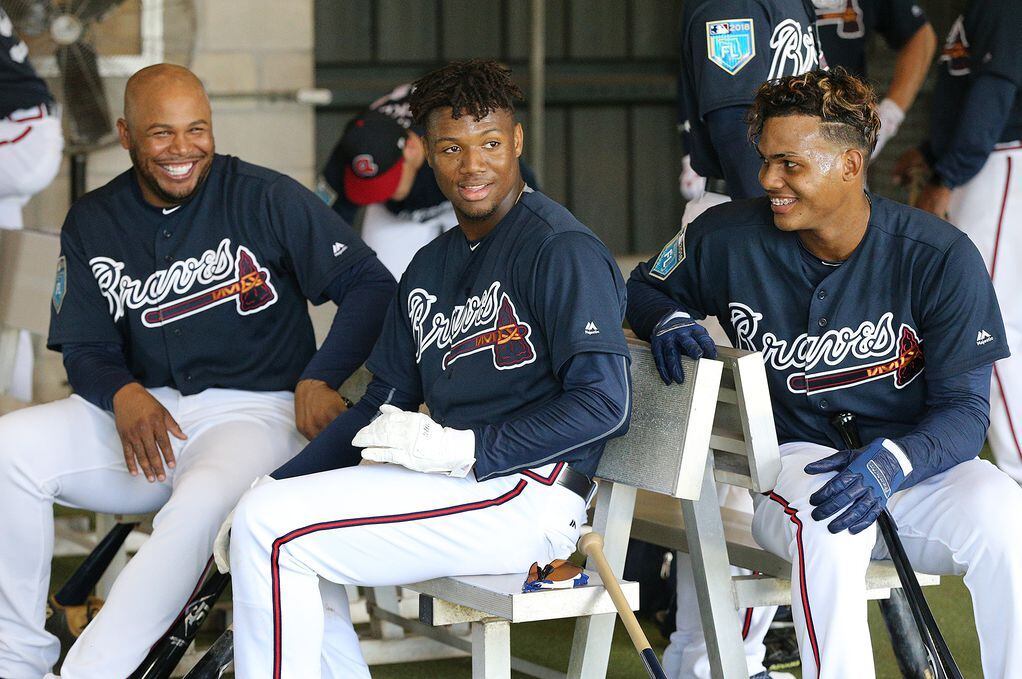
left=408, top=60, right=524, bottom=128
left=747, top=68, right=881, bottom=157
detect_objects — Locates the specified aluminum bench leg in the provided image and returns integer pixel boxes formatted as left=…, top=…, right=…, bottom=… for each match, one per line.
left=472, top=618, right=511, bottom=679
left=366, top=586, right=405, bottom=639
left=567, top=481, right=637, bottom=679
left=682, top=455, right=748, bottom=679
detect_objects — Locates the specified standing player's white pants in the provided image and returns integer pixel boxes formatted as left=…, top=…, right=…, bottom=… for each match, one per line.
left=0, top=105, right=63, bottom=230
left=229, top=462, right=587, bottom=679
left=662, top=191, right=776, bottom=679
left=947, top=141, right=1022, bottom=483
left=752, top=442, right=1022, bottom=679
left=0, top=105, right=63, bottom=403
left=0, top=388, right=304, bottom=679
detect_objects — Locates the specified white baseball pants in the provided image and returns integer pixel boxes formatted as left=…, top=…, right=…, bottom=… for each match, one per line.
left=752, top=442, right=1022, bottom=679
left=947, top=141, right=1022, bottom=483
left=0, top=387, right=304, bottom=679
left=229, top=461, right=587, bottom=679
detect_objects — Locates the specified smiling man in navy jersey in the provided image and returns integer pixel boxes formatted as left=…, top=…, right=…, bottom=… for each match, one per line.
left=0, top=63, right=395, bottom=679
left=220, top=60, right=632, bottom=679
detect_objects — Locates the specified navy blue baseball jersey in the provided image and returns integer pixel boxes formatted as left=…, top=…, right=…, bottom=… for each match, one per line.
left=0, top=7, right=52, bottom=117
left=930, top=0, right=1022, bottom=157
left=679, top=0, right=822, bottom=180
left=365, top=188, right=629, bottom=476
left=629, top=194, right=1008, bottom=451
left=815, top=0, right=928, bottom=77
left=48, top=154, right=373, bottom=395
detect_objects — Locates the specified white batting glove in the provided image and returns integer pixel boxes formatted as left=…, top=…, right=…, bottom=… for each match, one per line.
left=873, top=98, right=906, bottom=159
left=214, top=475, right=274, bottom=574
left=678, top=154, right=706, bottom=201
left=353, top=404, right=476, bottom=477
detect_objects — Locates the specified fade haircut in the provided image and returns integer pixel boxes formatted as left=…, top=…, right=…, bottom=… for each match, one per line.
left=747, top=68, right=881, bottom=158
left=408, top=60, right=524, bottom=129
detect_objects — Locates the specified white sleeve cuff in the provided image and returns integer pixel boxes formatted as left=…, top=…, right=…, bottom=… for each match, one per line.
left=881, top=439, right=913, bottom=477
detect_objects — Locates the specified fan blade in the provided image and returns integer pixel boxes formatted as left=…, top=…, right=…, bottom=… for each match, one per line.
left=69, top=0, right=126, bottom=25
left=57, top=40, right=112, bottom=145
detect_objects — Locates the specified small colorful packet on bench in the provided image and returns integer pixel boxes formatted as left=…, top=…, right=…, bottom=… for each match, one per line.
left=521, top=558, right=589, bottom=593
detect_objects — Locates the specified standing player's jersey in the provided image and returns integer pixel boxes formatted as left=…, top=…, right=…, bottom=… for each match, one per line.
left=630, top=194, right=1008, bottom=450
left=679, top=0, right=823, bottom=180
left=0, top=7, right=52, bottom=117
left=815, top=0, right=928, bottom=77
left=48, top=154, right=373, bottom=395
left=365, top=189, right=630, bottom=478
left=929, top=0, right=1022, bottom=157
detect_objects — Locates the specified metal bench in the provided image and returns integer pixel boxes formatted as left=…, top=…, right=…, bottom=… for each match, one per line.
left=381, top=337, right=724, bottom=678
left=629, top=346, right=941, bottom=678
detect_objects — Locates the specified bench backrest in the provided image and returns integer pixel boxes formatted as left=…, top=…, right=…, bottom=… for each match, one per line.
left=595, top=337, right=722, bottom=500
left=0, top=229, right=61, bottom=336
left=596, top=338, right=780, bottom=499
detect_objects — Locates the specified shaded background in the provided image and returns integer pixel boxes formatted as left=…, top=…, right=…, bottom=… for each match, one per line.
left=315, top=0, right=969, bottom=256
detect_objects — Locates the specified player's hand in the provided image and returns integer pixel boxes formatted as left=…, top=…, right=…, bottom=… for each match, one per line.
left=214, top=475, right=274, bottom=574
left=678, top=154, right=706, bottom=201
left=112, top=383, right=187, bottom=483
left=913, top=183, right=952, bottom=220
left=353, top=404, right=476, bottom=477
left=650, top=311, right=717, bottom=385
left=804, top=438, right=912, bottom=534
left=294, top=378, right=350, bottom=440
left=892, top=147, right=929, bottom=188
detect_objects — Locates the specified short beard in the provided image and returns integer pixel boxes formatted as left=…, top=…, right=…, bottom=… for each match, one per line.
left=129, top=146, right=213, bottom=205
left=459, top=202, right=500, bottom=222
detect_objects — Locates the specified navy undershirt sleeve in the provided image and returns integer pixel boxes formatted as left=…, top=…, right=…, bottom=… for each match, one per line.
left=892, top=363, right=991, bottom=488
left=625, top=277, right=694, bottom=341
left=471, top=351, right=631, bottom=481
left=704, top=105, right=764, bottom=199
left=62, top=342, right=137, bottom=411
left=299, top=256, right=397, bottom=388
left=933, top=73, right=1019, bottom=188
left=272, top=375, right=420, bottom=479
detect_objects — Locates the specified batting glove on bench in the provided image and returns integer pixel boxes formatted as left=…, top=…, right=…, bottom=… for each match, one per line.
left=651, top=311, right=717, bottom=385
left=354, top=404, right=476, bottom=477
left=214, top=475, right=274, bottom=574
left=805, top=438, right=912, bottom=534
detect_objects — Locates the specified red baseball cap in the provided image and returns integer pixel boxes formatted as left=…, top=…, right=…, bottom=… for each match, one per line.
left=340, top=111, right=407, bottom=205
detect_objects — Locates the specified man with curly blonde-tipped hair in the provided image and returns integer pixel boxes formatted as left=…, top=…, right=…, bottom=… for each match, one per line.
left=628, top=68, right=1022, bottom=678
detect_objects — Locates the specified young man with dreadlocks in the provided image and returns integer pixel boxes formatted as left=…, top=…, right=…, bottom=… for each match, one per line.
left=220, top=59, right=632, bottom=678
left=628, top=68, right=1022, bottom=678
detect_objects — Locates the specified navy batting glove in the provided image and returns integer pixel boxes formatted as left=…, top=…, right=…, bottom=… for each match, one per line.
left=805, top=438, right=912, bottom=534
left=650, top=311, right=717, bottom=385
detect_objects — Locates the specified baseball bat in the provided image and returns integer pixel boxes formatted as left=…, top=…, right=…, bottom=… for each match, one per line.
left=55, top=521, right=137, bottom=606
left=830, top=412, right=963, bottom=679
left=129, top=565, right=231, bottom=679
left=182, top=627, right=234, bottom=679
left=577, top=531, right=668, bottom=679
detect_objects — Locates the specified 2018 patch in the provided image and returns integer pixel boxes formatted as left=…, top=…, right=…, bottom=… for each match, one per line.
left=650, top=225, right=687, bottom=280
left=706, top=18, right=755, bottom=75
left=52, top=255, right=67, bottom=313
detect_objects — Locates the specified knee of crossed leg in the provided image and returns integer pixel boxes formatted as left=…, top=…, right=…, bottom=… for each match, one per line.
left=962, top=474, right=1022, bottom=564
left=0, top=412, right=40, bottom=490
left=230, top=483, right=282, bottom=558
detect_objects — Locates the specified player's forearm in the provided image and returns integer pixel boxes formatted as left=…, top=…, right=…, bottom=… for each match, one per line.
left=932, top=74, right=1018, bottom=188
left=62, top=342, right=137, bottom=411
left=471, top=352, right=631, bottom=481
left=300, top=256, right=397, bottom=388
left=704, top=105, right=764, bottom=199
left=892, top=364, right=991, bottom=488
left=272, top=376, right=419, bottom=479
left=886, top=23, right=937, bottom=112
left=625, top=275, right=693, bottom=340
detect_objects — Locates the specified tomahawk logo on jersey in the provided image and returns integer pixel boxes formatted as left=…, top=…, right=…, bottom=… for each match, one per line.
left=90, top=238, right=278, bottom=328
left=940, top=16, right=970, bottom=76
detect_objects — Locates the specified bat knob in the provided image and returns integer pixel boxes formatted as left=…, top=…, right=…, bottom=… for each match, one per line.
left=577, top=531, right=604, bottom=555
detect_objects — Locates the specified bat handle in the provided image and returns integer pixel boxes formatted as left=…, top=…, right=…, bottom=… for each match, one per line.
left=830, top=411, right=862, bottom=449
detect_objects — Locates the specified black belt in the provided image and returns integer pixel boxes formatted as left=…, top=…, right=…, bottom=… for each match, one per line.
left=705, top=177, right=729, bottom=196
left=554, top=465, right=596, bottom=501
